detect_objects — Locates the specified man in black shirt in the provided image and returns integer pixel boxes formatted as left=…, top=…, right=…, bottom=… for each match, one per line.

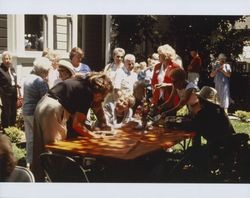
left=180, top=86, right=236, bottom=179
left=191, top=86, right=235, bottom=147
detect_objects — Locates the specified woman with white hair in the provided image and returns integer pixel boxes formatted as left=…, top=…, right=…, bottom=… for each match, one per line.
left=210, top=53, right=232, bottom=113
left=151, top=44, right=181, bottom=113
left=0, top=51, right=20, bottom=130
left=22, top=57, right=51, bottom=168
left=104, top=47, right=125, bottom=83
left=113, top=54, right=137, bottom=99
left=103, top=48, right=126, bottom=105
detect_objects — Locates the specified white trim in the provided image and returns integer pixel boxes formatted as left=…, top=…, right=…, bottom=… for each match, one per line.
left=71, top=15, right=78, bottom=49
left=80, top=16, right=86, bottom=50
left=105, top=15, right=111, bottom=65
left=43, top=15, right=48, bottom=49
left=1, top=0, right=250, bottom=15
left=47, top=14, right=54, bottom=49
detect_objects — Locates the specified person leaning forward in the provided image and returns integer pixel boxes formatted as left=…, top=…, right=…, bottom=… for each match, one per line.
left=32, top=72, right=113, bottom=181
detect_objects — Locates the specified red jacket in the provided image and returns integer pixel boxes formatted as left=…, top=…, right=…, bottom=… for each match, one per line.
left=151, top=61, right=180, bottom=106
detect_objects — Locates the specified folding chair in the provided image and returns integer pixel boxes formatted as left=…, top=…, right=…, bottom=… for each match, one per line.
left=6, top=166, right=35, bottom=182
left=39, top=152, right=89, bottom=182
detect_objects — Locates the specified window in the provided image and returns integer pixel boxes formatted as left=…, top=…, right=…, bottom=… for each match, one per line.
left=54, top=15, right=72, bottom=52
left=0, top=15, right=7, bottom=51
left=24, top=15, right=44, bottom=51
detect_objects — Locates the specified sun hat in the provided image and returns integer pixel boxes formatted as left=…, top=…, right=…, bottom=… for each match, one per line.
left=196, top=86, right=219, bottom=105
left=58, top=60, right=75, bottom=76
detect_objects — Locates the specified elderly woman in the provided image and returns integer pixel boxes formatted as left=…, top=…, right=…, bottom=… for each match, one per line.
left=22, top=57, right=51, bottom=167
left=32, top=72, right=113, bottom=181
left=104, top=47, right=125, bottom=83
left=113, top=54, right=138, bottom=100
left=103, top=48, right=126, bottom=105
left=104, top=94, right=135, bottom=129
left=0, top=51, right=20, bottom=130
left=0, top=134, right=16, bottom=182
left=151, top=44, right=181, bottom=112
left=210, top=53, right=231, bottom=113
left=69, top=47, right=91, bottom=75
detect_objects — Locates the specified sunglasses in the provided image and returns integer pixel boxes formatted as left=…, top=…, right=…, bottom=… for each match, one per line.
left=116, top=56, right=124, bottom=58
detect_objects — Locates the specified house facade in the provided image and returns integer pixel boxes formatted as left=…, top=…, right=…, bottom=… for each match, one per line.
left=0, top=14, right=112, bottom=85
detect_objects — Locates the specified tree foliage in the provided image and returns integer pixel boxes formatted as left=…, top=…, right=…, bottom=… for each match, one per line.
left=111, top=15, right=248, bottom=68
left=111, top=15, right=159, bottom=61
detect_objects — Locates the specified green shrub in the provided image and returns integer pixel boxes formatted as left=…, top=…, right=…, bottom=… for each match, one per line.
left=4, top=126, right=25, bottom=144
left=4, top=126, right=26, bottom=161
left=11, top=143, right=26, bottom=161
left=16, top=110, right=25, bottom=131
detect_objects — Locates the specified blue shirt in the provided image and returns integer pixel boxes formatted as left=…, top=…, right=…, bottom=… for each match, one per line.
left=73, top=63, right=91, bottom=74
left=22, top=74, right=49, bottom=115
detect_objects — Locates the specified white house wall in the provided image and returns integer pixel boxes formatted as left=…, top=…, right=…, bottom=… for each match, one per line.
left=0, top=14, right=78, bottom=93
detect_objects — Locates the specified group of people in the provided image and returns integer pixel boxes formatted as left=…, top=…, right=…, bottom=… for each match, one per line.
left=0, top=43, right=235, bottom=182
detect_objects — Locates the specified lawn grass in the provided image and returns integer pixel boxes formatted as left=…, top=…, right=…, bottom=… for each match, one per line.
left=172, top=118, right=250, bottom=152
left=231, top=120, right=250, bottom=135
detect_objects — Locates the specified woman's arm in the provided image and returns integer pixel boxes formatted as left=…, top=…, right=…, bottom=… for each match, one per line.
left=157, top=85, right=175, bottom=112
left=220, top=64, right=231, bottom=77
left=161, top=88, right=193, bottom=117
left=210, top=66, right=219, bottom=77
left=92, top=102, right=111, bottom=130
left=72, top=112, right=93, bottom=137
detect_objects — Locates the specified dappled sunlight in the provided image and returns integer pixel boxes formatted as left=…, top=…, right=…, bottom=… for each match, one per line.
left=46, top=124, right=195, bottom=160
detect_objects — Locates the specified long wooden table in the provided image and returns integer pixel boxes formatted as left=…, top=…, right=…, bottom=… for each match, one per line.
left=45, top=122, right=195, bottom=160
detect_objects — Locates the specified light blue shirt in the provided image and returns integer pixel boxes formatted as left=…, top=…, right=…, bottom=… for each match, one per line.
left=22, top=74, right=49, bottom=115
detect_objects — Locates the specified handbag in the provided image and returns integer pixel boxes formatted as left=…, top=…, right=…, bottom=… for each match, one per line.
left=16, top=88, right=23, bottom=109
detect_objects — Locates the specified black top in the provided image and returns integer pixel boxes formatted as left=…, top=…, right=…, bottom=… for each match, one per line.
left=0, top=63, right=17, bottom=97
left=48, top=77, right=93, bottom=115
left=192, top=101, right=235, bottom=144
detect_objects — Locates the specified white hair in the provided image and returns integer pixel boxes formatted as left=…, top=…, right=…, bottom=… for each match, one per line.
left=113, top=48, right=125, bottom=57
left=218, top=53, right=227, bottom=60
left=32, top=57, right=51, bottom=75
left=1, top=51, right=12, bottom=61
left=124, top=54, right=136, bottom=62
left=45, top=50, right=61, bottom=62
left=151, top=53, right=159, bottom=60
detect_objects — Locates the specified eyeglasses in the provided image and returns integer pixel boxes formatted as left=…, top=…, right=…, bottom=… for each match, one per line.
left=116, top=56, right=124, bottom=58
